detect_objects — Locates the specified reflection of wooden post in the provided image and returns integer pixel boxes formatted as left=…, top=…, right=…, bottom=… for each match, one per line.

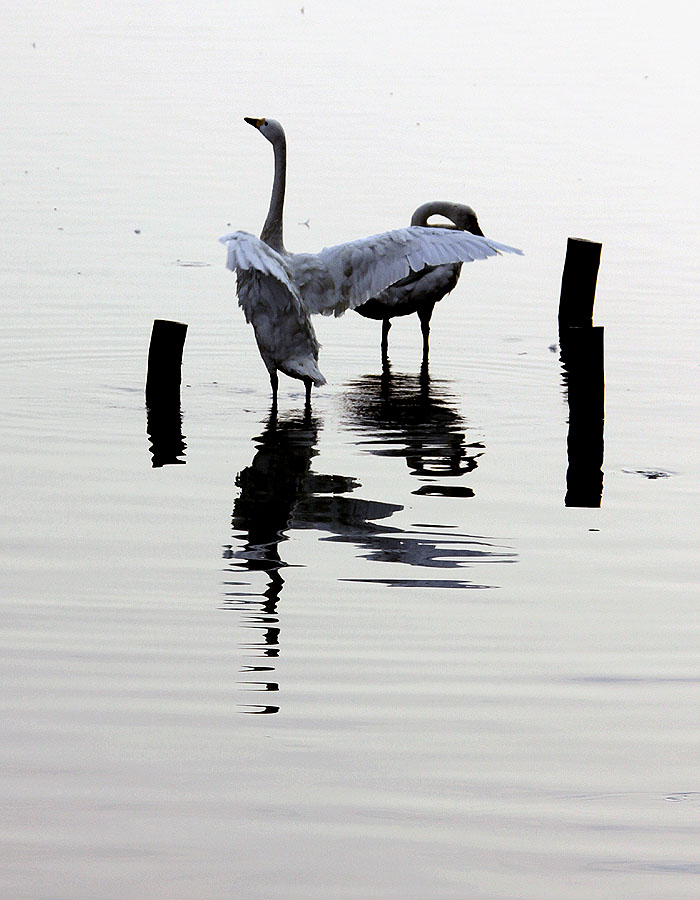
left=559, top=238, right=602, bottom=329
left=561, top=326, right=605, bottom=507
left=145, top=319, right=188, bottom=405
left=146, top=405, right=187, bottom=467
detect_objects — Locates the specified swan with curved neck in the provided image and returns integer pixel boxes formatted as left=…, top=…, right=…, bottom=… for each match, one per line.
left=221, top=118, right=521, bottom=410
left=355, top=200, right=486, bottom=364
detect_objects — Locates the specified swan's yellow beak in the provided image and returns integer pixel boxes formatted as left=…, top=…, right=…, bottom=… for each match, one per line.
left=244, top=117, right=265, bottom=129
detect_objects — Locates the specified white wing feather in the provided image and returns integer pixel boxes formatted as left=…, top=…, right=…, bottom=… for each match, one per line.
left=220, top=230, right=293, bottom=284
left=219, top=230, right=302, bottom=319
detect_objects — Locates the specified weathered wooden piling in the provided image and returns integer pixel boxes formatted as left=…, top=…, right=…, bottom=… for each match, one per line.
left=557, top=236, right=605, bottom=505
left=561, top=326, right=605, bottom=507
left=145, top=319, right=188, bottom=405
left=558, top=238, right=602, bottom=329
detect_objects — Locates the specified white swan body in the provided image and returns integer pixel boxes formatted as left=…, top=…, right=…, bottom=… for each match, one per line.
left=221, top=118, right=522, bottom=407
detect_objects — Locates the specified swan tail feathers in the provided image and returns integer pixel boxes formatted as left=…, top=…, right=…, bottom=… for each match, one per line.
left=285, top=358, right=326, bottom=386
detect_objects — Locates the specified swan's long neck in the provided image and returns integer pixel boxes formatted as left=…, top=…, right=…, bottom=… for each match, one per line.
left=260, top=133, right=287, bottom=254
left=411, top=201, right=454, bottom=227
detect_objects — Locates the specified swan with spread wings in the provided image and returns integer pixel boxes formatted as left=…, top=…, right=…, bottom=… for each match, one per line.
left=220, top=117, right=521, bottom=409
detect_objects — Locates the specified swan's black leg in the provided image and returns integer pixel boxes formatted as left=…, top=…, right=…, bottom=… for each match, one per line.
left=418, top=302, right=435, bottom=367
left=304, top=377, right=312, bottom=412
left=270, top=370, right=278, bottom=412
left=381, top=319, right=391, bottom=366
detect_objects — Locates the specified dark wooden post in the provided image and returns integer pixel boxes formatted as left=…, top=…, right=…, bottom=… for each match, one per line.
left=145, top=319, right=188, bottom=405
left=558, top=238, right=602, bottom=329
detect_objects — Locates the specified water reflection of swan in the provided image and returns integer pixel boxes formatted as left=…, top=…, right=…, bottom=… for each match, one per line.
left=222, top=410, right=401, bottom=713
left=326, top=523, right=516, bottom=589
left=342, top=365, right=483, bottom=494
left=224, top=401, right=514, bottom=713
left=223, top=411, right=319, bottom=714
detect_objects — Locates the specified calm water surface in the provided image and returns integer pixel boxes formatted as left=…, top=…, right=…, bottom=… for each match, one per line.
left=2, top=2, right=700, bottom=898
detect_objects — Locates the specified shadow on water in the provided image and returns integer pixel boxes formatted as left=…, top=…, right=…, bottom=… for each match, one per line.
left=223, top=398, right=515, bottom=714
left=342, top=362, right=483, bottom=495
left=560, top=327, right=605, bottom=507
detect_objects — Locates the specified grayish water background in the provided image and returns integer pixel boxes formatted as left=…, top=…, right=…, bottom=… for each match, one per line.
left=2, top=2, right=699, bottom=897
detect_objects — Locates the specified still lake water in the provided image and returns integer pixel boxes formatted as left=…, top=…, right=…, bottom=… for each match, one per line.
left=3, top=2, right=700, bottom=897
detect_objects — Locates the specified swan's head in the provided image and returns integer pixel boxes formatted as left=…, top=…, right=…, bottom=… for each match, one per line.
left=452, top=205, right=483, bottom=236
left=411, top=201, right=484, bottom=236
left=244, top=117, right=285, bottom=145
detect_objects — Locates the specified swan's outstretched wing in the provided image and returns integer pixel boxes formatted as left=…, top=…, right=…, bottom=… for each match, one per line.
left=219, top=230, right=305, bottom=321
left=292, top=226, right=522, bottom=317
